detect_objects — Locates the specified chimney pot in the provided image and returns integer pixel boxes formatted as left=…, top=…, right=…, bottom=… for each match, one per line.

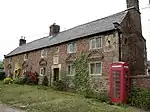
left=19, top=36, right=26, bottom=46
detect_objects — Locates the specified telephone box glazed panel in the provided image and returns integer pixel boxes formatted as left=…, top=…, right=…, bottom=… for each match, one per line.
left=110, top=62, right=130, bottom=103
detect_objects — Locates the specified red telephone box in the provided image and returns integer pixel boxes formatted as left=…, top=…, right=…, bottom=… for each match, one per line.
left=110, top=62, right=130, bottom=103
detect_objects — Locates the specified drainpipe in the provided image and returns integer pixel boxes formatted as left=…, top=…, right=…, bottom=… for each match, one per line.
left=113, top=22, right=122, bottom=61
left=118, top=30, right=122, bottom=61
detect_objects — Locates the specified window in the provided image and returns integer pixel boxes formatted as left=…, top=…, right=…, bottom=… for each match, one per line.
left=40, top=67, right=46, bottom=76
left=9, top=57, right=12, bottom=63
left=53, top=55, right=59, bottom=64
left=67, top=64, right=75, bottom=76
left=89, top=62, right=102, bottom=75
left=41, top=50, right=47, bottom=58
left=24, top=54, right=28, bottom=61
left=22, top=69, right=27, bottom=75
left=89, top=37, right=102, bottom=49
left=55, top=47, right=59, bottom=54
left=67, top=42, right=76, bottom=53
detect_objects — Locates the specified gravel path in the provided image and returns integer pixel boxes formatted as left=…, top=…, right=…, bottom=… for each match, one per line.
left=0, top=104, right=24, bottom=112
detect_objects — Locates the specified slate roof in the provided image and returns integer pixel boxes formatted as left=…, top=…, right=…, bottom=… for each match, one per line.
left=6, top=10, right=128, bottom=57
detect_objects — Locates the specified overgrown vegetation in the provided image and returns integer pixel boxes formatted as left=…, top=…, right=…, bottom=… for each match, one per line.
left=52, top=80, right=68, bottom=91
left=128, top=88, right=150, bottom=110
left=4, top=77, right=13, bottom=84
left=73, top=53, right=91, bottom=97
left=0, top=81, right=139, bottom=112
left=14, top=71, right=39, bottom=85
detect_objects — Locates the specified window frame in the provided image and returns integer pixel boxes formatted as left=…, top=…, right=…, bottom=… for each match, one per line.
left=24, top=54, right=28, bottom=61
left=41, top=49, right=47, bottom=58
left=89, top=61, right=102, bottom=76
left=89, top=36, right=102, bottom=50
left=9, top=57, right=12, bottom=63
left=67, top=64, right=75, bottom=76
left=67, top=42, right=76, bottom=54
left=40, top=67, right=46, bottom=76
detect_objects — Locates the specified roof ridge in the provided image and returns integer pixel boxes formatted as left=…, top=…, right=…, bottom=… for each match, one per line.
left=55, top=10, right=127, bottom=35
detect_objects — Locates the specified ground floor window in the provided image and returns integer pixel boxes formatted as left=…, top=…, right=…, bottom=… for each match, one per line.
left=40, top=67, right=46, bottom=76
left=67, top=64, right=75, bottom=76
left=89, top=62, right=102, bottom=75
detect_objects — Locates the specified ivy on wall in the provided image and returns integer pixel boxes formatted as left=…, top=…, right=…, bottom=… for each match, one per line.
left=73, top=53, right=91, bottom=95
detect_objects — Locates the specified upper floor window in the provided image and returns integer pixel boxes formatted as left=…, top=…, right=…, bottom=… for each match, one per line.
left=41, top=50, right=47, bottom=58
left=9, top=57, right=12, bottom=63
left=24, top=54, right=28, bottom=61
left=67, top=42, right=76, bottom=53
left=89, top=37, right=102, bottom=49
left=67, top=64, right=75, bottom=76
left=89, top=62, right=102, bottom=75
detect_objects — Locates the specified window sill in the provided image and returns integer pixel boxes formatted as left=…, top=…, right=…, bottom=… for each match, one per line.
left=89, top=74, right=102, bottom=76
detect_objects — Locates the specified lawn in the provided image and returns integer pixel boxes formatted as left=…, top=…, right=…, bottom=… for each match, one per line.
left=0, top=82, right=139, bottom=112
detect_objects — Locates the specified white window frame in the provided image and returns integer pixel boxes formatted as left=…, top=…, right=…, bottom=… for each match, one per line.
left=89, top=62, right=102, bottom=76
left=41, top=49, right=47, bottom=58
left=67, top=42, right=76, bottom=54
left=40, top=67, right=46, bottom=76
left=9, top=57, right=12, bottom=63
left=67, top=64, right=75, bottom=76
left=22, top=69, right=27, bottom=75
left=24, top=54, right=28, bottom=61
left=89, top=37, right=102, bottom=50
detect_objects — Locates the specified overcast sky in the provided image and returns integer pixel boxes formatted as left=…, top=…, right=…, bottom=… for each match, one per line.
left=0, top=0, right=149, bottom=60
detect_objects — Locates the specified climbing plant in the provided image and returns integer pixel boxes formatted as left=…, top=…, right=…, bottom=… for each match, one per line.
left=73, top=53, right=91, bottom=96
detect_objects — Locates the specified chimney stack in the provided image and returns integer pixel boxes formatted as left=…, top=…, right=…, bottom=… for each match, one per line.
left=49, top=23, right=60, bottom=36
left=126, top=0, right=142, bottom=33
left=126, top=0, right=140, bottom=11
left=19, top=36, right=26, bottom=46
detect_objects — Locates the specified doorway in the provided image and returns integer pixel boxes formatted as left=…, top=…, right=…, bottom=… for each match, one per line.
left=53, top=68, right=59, bottom=81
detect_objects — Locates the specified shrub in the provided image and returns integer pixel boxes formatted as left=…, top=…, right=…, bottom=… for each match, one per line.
left=0, top=72, right=5, bottom=80
left=128, top=88, right=150, bottom=110
left=24, top=71, right=39, bottom=85
left=42, top=76, right=49, bottom=86
left=4, top=77, right=13, bottom=84
left=52, top=80, right=67, bottom=91
left=14, top=77, right=27, bottom=85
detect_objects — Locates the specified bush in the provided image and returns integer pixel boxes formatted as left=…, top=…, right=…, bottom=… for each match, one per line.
left=14, top=77, right=27, bottom=85
left=0, top=72, right=5, bottom=80
left=52, top=80, right=67, bottom=91
left=24, top=71, right=39, bottom=85
left=42, top=76, right=49, bottom=86
left=128, top=88, right=150, bottom=110
left=4, top=77, right=13, bottom=84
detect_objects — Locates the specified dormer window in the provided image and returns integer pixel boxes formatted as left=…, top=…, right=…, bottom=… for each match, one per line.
left=24, top=54, right=28, bottom=61
left=41, top=50, right=47, bottom=58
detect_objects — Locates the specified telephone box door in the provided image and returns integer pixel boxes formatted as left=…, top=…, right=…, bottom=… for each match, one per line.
left=111, top=70, right=121, bottom=102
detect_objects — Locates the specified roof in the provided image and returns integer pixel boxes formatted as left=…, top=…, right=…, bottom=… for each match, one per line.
left=148, top=61, right=150, bottom=66
left=6, top=10, right=128, bottom=57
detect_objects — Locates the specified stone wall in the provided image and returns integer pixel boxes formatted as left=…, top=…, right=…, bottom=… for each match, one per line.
left=131, top=75, right=150, bottom=90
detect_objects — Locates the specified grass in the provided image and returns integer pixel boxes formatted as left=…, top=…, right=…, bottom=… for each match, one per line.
left=0, top=82, right=139, bottom=112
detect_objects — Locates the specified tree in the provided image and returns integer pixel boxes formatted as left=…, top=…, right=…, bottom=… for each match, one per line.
left=0, top=61, right=4, bottom=69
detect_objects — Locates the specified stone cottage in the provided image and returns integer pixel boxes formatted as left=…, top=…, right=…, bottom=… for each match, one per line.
left=4, top=0, right=147, bottom=92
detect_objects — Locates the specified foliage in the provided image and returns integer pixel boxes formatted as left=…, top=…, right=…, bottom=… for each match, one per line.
left=0, top=72, right=5, bottom=80
left=0, top=81, right=139, bottom=112
left=14, top=77, right=27, bottom=85
left=52, top=80, right=68, bottom=91
left=0, top=61, right=4, bottom=69
left=128, top=88, right=150, bottom=110
left=4, top=77, right=13, bottom=84
left=73, top=53, right=90, bottom=96
left=15, top=71, right=39, bottom=85
left=42, top=76, right=49, bottom=86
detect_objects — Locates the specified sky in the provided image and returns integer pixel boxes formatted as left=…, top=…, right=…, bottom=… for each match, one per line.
left=0, top=0, right=149, bottom=60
